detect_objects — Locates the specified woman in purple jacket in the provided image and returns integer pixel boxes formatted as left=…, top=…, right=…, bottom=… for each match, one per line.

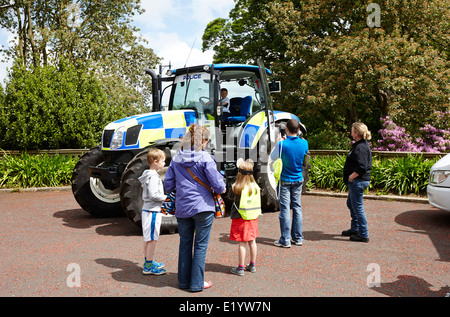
left=164, top=124, right=226, bottom=292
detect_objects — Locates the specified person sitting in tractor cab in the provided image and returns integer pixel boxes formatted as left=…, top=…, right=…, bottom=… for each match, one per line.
left=205, top=88, right=230, bottom=120
left=220, top=88, right=231, bottom=120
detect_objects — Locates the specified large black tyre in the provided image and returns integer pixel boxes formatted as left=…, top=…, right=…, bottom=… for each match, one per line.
left=120, top=148, right=178, bottom=233
left=71, top=146, right=124, bottom=218
left=252, top=120, right=286, bottom=212
left=255, top=168, right=279, bottom=211
left=254, top=119, right=310, bottom=211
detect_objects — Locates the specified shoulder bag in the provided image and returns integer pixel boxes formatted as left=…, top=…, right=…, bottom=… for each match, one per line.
left=186, top=167, right=226, bottom=218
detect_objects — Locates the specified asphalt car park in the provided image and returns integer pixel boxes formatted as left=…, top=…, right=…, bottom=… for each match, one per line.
left=0, top=189, right=448, bottom=300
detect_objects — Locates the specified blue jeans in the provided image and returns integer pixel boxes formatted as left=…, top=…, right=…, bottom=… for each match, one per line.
left=347, top=179, right=370, bottom=238
left=176, top=211, right=214, bottom=291
left=278, top=180, right=303, bottom=246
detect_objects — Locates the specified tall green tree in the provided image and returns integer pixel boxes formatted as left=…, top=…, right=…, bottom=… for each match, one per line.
left=204, top=0, right=449, bottom=149
left=0, top=0, right=159, bottom=109
left=272, top=0, right=449, bottom=145
left=202, top=0, right=289, bottom=66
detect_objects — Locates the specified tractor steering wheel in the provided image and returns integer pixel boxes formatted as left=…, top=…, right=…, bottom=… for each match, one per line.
left=199, top=96, right=210, bottom=106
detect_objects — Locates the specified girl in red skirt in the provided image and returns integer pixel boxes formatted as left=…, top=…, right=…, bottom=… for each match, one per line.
left=229, top=159, right=261, bottom=276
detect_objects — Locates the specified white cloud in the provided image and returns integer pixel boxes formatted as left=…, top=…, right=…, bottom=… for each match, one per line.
left=142, top=30, right=214, bottom=69
left=191, top=0, right=234, bottom=25
left=135, top=0, right=179, bottom=31
left=137, top=0, right=233, bottom=69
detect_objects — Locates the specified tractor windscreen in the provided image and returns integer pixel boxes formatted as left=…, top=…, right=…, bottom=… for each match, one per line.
left=172, top=72, right=212, bottom=107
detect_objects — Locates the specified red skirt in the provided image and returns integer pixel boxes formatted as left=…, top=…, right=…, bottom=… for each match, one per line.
left=230, top=217, right=258, bottom=242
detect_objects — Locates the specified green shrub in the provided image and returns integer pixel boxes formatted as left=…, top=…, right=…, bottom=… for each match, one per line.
left=0, top=58, right=128, bottom=150
left=371, top=154, right=438, bottom=195
left=308, top=154, right=439, bottom=195
left=0, top=152, right=78, bottom=188
left=308, top=154, right=348, bottom=191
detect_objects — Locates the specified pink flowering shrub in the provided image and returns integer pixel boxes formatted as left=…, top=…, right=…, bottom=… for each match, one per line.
left=374, top=114, right=450, bottom=153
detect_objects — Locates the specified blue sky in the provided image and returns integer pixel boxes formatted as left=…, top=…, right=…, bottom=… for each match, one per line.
left=0, top=0, right=235, bottom=86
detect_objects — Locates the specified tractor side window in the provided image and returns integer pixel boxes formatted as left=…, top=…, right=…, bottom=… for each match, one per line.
left=219, top=75, right=264, bottom=115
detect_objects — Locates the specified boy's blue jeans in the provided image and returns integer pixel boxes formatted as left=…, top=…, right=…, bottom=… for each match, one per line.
left=346, top=179, right=370, bottom=238
left=176, top=211, right=214, bottom=291
left=278, top=180, right=304, bottom=246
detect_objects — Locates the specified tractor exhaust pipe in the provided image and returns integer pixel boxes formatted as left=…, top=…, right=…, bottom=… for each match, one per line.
left=145, top=68, right=160, bottom=112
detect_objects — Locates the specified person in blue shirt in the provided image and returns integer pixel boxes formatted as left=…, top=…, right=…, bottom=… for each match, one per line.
left=270, top=119, right=309, bottom=248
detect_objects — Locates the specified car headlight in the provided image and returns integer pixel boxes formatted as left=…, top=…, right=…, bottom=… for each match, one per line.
left=110, top=126, right=126, bottom=149
left=429, top=170, right=450, bottom=185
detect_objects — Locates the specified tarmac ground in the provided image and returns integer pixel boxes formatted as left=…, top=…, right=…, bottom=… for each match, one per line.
left=0, top=189, right=449, bottom=308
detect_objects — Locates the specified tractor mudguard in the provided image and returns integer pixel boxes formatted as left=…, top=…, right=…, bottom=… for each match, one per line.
left=239, top=110, right=301, bottom=150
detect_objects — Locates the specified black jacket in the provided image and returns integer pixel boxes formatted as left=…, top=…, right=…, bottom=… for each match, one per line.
left=343, top=139, right=372, bottom=184
left=226, top=189, right=242, bottom=219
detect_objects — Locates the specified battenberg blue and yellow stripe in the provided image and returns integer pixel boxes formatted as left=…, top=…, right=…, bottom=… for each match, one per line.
left=239, top=111, right=301, bottom=149
left=103, top=110, right=197, bottom=150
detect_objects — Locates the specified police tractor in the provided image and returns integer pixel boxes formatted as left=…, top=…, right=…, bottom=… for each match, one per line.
left=71, top=60, right=305, bottom=232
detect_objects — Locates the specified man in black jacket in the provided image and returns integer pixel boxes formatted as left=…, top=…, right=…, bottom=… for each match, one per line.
left=342, top=122, right=372, bottom=242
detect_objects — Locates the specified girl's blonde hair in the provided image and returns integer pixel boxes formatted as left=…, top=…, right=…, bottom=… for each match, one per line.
left=180, top=124, right=210, bottom=151
left=232, top=159, right=256, bottom=196
left=352, top=122, right=372, bottom=140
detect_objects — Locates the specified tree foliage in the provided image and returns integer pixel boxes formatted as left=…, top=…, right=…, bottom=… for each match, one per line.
left=0, top=0, right=159, bottom=108
left=202, top=0, right=289, bottom=66
left=0, top=58, right=128, bottom=150
left=271, top=0, right=449, bottom=140
left=203, top=0, right=450, bottom=149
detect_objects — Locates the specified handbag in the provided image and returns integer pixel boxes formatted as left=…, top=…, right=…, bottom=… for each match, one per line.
left=161, top=190, right=176, bottom=215
left=187, top=167, right=226, bottom=218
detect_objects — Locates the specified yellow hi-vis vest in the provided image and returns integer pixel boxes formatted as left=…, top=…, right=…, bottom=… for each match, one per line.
left=238, top=183, right=262, bottom=220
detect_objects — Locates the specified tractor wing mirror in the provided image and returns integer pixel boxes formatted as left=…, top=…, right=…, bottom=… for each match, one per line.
left=268, top=80, right=281, bottom=93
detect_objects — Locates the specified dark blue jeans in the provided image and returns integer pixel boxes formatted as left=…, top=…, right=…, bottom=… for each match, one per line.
left=176, top=211, right=214, bottom=291
left=347, top=179, right=370, bottom=238
left=278, top=180, right=304, bottom=246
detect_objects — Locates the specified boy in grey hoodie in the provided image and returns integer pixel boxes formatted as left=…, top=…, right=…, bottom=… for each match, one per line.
left=138, top=148, right=167, bottom=275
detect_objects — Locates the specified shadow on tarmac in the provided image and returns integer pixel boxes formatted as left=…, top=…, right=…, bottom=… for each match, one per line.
left=370, top=275, right=450, bottom=297
left=53, top=208, right=141, bottom=236
left=395, top=209, right=450, bottom=262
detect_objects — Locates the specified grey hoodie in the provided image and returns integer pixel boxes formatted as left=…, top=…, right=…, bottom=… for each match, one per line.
left=138, top=169, right=167, bottom=212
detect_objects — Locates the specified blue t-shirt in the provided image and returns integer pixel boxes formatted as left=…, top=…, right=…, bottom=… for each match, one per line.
left=271, top=136, right=309, bottom=182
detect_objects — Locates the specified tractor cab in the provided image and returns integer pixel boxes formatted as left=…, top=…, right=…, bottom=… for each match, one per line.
left=167, top=64, right=270, bottom=123
left=158, top=62, right=279, bottom=164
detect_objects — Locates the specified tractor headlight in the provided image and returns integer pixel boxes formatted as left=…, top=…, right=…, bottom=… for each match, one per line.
left=110, top=126, right=126, bottom=149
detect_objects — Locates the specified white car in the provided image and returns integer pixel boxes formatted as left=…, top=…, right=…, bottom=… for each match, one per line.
left=427, top=153, right=450, bottom=212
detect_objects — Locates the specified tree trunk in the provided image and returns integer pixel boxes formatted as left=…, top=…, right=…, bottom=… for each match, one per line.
left=375, top=84, right=394, bottom=118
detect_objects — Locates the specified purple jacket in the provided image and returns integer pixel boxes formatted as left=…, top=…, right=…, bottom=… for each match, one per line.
left=164, top=149, right=226, bottom=218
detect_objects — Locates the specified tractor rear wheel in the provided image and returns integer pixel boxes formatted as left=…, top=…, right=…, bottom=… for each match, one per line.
left=71, top=146, right=124, bottom=218
left=255, top=168, right=279, bottom=211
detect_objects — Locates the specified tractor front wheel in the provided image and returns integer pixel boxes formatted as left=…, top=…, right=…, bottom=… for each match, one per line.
left=71, top=146, right=124, bottom=218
